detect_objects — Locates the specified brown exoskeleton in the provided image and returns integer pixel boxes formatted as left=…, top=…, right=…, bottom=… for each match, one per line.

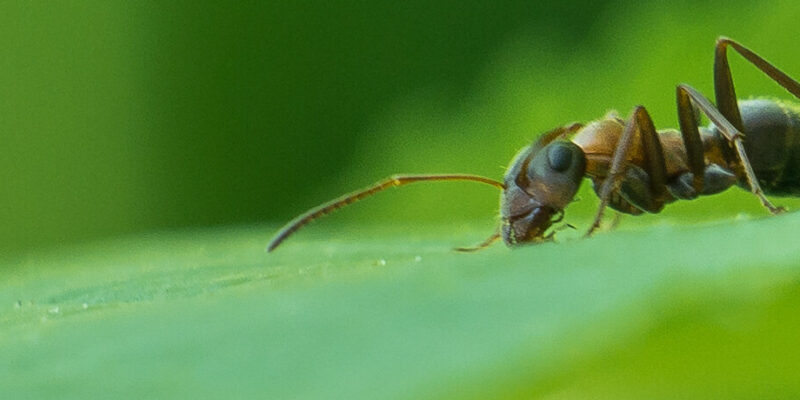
left=268, top=37, right=800, bottom=252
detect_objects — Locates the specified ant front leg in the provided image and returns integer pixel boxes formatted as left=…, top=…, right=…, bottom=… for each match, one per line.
left=531, top=122, right=586, bottom=151
left=586, top=106, right=670, bottom=237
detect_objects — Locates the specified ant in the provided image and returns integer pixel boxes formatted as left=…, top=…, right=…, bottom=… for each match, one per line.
left=268, top=37, right=800, bottom=252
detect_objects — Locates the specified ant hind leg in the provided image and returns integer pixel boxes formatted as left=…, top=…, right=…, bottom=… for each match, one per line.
left=714, top=37, right=800, bottom=131
left=678, top=84, right=785, bottom=214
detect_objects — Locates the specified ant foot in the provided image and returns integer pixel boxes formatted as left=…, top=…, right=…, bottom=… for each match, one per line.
left=769, top=205, right=787, bottom=215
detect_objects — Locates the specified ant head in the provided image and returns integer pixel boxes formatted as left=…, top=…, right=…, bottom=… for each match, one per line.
left=501, top=135, right=586, bottom=246
left=267, top=124, right=585, bottom=253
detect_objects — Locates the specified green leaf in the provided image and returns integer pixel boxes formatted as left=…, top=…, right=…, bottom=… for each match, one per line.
left=2, top=214, right=800, bottom=399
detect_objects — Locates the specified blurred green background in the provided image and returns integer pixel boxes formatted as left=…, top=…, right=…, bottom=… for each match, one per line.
left=4, top=0, right=800, bottom=255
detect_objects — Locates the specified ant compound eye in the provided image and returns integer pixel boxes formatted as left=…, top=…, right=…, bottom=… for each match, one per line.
left=518, top=141, right=586, bottom=209
left=547, top=144, right=573, bottom=172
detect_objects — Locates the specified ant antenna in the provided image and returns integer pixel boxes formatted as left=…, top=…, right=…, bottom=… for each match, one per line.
left=453, top=231, right=501, bottom=252
left=267, top=174, right=505, bottom=252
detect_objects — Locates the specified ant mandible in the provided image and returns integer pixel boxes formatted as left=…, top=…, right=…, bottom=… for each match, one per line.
left=268, top=37, right=800, bottom=252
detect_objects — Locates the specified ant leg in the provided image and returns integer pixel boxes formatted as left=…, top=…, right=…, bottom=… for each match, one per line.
left=714, top=37, right=800, bottom=131
left=453, top=231, right=501, bottom=252
left=531, top=122, right=585, bottom=151
left=632, top=106, right=670, bottom=205
left=677, top=84, right=784, bottom=214
left=674, top=86, right=740, bottom=198
left=586, top=106, right=669, bottom=237
left=676, top=86, right=708, bottom=193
